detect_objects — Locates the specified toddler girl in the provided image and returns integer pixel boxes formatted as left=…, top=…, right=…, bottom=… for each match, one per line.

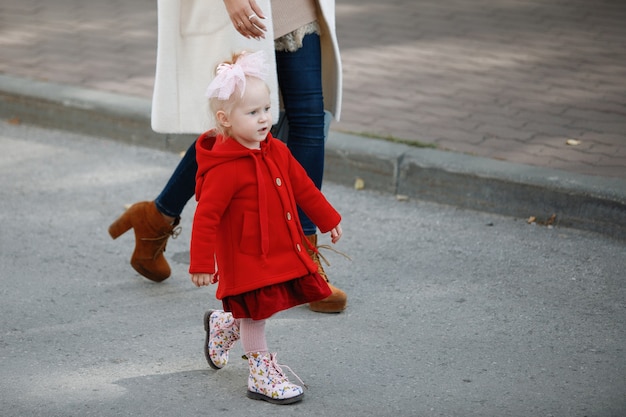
left=189, top=50, right=343, bottom=404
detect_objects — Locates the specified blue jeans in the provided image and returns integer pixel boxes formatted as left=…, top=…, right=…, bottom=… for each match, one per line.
left=155, top=33, right=325, bottom=236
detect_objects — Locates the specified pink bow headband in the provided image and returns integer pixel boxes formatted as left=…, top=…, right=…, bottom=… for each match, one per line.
left=205, top=51, right=268, bottom=100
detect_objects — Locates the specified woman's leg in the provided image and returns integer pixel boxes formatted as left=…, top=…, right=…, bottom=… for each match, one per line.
left=155, top=140, right=198, bottom=218
left=275, top=33, right=347, bottom=312
left=275, top=33, right=325, bottom=236
left=108, top=140, right=197, bottom=282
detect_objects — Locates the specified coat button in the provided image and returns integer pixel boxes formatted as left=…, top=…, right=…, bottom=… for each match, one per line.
left=286, top=212, right=292, bottom=221
left=275, top=177, right=282, bottom=186
left=296, top=243, right=301, bottom=252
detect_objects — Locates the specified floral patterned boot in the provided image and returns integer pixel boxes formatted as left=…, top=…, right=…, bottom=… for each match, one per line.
left=204, top=310, right=240, bottom=369
left=246, top=352, right=304, bottom=405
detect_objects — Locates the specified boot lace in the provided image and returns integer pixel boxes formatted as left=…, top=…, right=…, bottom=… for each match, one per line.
left=269, top=353, right=308, bottom=389
left=315, top=244, right=352, bottom=267
left=141, top=225, right=182, bottom=260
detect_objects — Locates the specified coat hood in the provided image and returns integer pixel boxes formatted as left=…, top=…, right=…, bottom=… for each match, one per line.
left=195, top=131, right=276, bottom=199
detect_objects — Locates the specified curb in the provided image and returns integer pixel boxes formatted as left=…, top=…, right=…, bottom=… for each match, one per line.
left=2, top=74, right=625, bottom=241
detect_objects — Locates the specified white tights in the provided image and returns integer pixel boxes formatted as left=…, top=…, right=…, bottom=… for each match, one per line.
left=238, top=318, right=268, bottom=354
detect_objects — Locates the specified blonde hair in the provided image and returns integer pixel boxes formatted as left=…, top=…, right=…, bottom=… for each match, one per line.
left=208, top=51, right=269, bottom=136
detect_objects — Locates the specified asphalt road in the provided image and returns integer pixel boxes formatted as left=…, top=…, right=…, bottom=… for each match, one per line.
left=1, top=122, right=625, bottom=417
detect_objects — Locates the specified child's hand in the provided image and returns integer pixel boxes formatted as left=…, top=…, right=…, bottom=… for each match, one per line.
left=191, top=273, right=217, bottom=287
left=329, top=224, right=343, bottom=244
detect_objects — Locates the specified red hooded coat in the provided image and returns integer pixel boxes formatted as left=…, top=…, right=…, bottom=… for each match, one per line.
left=190, top=131, right=341, bottom=301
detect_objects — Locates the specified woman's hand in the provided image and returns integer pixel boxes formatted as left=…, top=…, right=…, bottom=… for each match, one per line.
left=191, top=273, right=217, bottom=287
left=329, top=224, right=343, bottom=244
left=223, top=0, right=267, bottom=39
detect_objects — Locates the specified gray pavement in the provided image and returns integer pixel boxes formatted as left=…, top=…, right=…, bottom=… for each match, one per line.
left=1, top=121, right=625, bottom=417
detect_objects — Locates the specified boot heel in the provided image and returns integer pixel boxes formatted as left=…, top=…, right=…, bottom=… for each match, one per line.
left=108, top=200, right=178, bottom=282
left=108, top=210, right=133, bottom=239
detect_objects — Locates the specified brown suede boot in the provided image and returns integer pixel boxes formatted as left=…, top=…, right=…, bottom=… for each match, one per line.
left=108, top=201, right=180, bottom=282
left=305, top=234, right=347, bottom=313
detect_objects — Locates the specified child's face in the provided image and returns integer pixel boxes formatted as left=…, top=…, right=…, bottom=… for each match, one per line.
left=222, top=77, right=272, bottom=149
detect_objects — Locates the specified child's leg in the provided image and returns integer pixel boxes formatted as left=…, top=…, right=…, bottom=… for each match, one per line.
left=242, top=318, right=304, bottom=404
left=204, top=310, right=240, bottom=369
left=239, top=318, right=268, bottom=354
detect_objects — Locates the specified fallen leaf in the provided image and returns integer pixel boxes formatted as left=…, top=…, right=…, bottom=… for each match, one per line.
left=527, top=214, right=556, bottom=226
left=395, top=194, right=409, bottom=202
left=7, top=117, right=21, bottom=125
left=566, top=139, right=581, bottom=146
left=354, top=177, right=365, bottom=190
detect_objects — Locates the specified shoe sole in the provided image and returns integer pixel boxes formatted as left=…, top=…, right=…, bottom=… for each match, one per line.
left=130, top=261, right=170, bottom=282
left=204, top=310, right=221, bottom=370
left=247, top=390, right=304, bottom=405
left=308, top=301, right=346, bottom=313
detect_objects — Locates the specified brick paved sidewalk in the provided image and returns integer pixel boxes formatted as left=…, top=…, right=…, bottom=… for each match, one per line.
left=1, top=0, right=625, bottom=179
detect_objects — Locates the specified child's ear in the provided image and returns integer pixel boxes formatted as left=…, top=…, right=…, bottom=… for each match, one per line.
left=216, top=110, right=231, bottom=128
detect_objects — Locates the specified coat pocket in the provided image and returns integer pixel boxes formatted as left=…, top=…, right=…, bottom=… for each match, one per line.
left=239, top=211, right=262, bottom=255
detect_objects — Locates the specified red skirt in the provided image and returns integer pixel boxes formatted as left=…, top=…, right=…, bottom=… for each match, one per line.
left=222, top=272, right=332, bottom=320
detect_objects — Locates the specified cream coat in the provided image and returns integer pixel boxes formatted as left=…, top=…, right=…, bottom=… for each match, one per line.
left=152, top=0, right=342, bottom=134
